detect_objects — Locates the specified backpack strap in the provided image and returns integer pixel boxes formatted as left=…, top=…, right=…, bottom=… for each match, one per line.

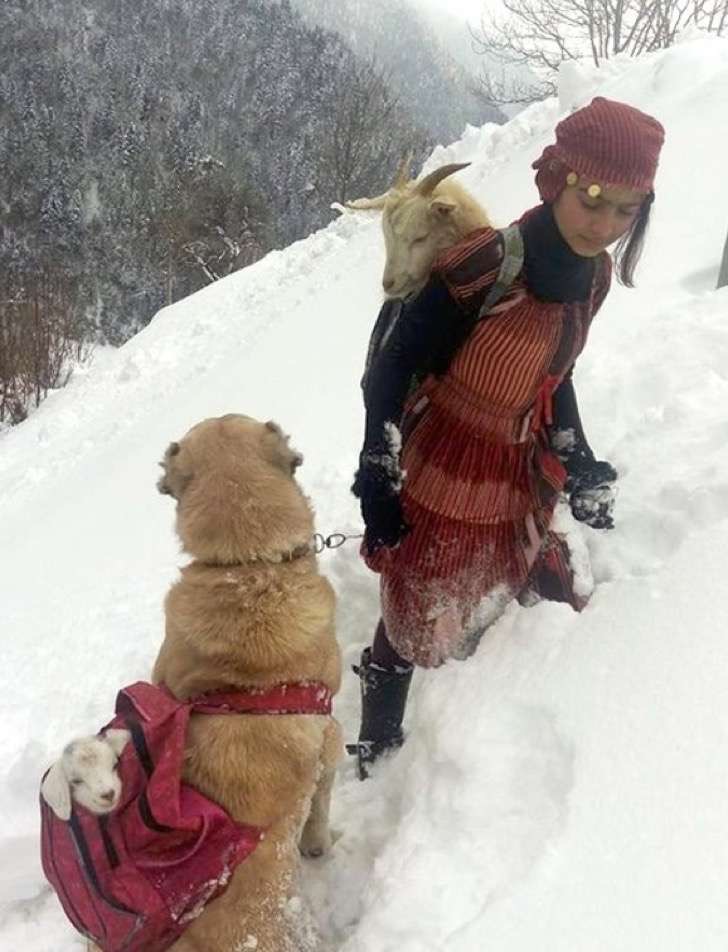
left=115, top=681, right=183, bottom=722
left=476, top=223, right=524, bottom=320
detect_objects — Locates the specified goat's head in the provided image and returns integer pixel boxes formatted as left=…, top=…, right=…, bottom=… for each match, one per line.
left=382, top=163, right=472, bottom=298
left=346, top=159, right=473, bottom=299
left=41, top=729, right=130, bottom=820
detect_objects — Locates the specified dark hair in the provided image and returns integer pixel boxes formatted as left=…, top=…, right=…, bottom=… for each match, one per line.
left=612, top=191, right=654, bottom=288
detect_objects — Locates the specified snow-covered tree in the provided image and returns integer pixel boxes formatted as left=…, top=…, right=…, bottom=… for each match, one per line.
left=0, top=0, right=442, bottom=345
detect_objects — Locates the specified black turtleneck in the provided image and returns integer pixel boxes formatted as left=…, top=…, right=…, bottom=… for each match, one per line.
left=520, top=202, right=595, bottom=303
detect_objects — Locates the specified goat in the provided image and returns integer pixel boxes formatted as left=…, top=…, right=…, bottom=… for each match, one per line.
left=344, top=158, right=491, bottom=299
left=41, top=729, right=130, bottom=820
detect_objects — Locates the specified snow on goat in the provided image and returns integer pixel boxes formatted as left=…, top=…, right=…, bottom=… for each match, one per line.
left=343, top=158, right=490, bottom=299
left=41, top=729, right=130, bottom=820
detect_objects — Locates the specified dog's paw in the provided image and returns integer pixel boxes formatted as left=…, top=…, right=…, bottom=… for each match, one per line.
left=299, top=823, right=332, bottom=858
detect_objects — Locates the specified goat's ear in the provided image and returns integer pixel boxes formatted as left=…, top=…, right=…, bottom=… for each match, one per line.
left=41, top=761, right=72, bottom=820
left=431, top=199, right=456, bottom=217
left=343, top=193, right=389, bottom=211
left=104, top=729, right=131, bottom=758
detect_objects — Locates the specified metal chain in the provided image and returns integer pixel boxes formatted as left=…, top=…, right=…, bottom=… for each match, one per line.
left=313, top=531, right=364, bottom=554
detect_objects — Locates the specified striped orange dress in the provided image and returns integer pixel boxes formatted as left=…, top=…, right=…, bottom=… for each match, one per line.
left=364, top=224, right=612, bottom=667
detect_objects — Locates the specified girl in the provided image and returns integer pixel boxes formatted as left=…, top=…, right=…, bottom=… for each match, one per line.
left=350, top=97, right=665, bottom=778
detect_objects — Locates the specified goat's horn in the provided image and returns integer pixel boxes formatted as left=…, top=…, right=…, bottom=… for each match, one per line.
left=416, top=162, right=471, bottom=196
left=393, top=151, right=413, bottom=189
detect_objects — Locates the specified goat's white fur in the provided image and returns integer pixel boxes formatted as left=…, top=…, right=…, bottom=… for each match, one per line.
left=343, top=158, right=490, bottom=299
left=41, top=729, right=130, bottom=821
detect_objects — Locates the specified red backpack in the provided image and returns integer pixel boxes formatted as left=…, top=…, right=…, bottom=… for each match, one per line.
left=40, top=680, right=333, bottom=952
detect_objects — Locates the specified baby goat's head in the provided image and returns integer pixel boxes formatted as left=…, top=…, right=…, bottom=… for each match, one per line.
left=41, top=729, right=130, bottom=820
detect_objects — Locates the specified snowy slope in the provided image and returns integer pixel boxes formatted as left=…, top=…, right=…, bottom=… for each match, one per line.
left=2, top=32, right=728, bottom=951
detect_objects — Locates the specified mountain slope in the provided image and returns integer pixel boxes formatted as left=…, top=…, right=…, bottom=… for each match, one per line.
left=290, top=0, right=505, bottom=140
left=2, top=32, right=728, bottom=952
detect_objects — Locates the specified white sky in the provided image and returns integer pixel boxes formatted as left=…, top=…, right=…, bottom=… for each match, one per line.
left=412, top=0, right=487, bottom=24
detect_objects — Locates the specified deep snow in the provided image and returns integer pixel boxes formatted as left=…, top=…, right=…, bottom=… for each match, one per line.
left=2, top=31, right=728, bottom=951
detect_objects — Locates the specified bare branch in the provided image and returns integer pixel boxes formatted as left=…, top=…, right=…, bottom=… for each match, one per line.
left=0, top=267, right=92, bottom=424
left=470, top=0, right=728, bottom=100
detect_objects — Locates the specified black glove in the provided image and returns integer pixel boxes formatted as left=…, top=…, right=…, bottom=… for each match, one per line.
left=566, top=459, right=618, bottom=530
left=352, top=451, right=410, bottom=555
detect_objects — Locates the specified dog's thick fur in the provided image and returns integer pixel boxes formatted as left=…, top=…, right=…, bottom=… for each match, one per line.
left=152, top=414, right=342, bottom=952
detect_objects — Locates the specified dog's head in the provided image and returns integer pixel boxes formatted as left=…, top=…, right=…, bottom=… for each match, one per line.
left=157, top=414, right=311, bottom=563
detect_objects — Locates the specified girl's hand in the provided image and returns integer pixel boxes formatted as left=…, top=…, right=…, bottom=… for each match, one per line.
left=361, top=491, right=410, bottom=554
left=352, top=451, right=410, bottom=554
left=567, top=459, right=618, bottom=529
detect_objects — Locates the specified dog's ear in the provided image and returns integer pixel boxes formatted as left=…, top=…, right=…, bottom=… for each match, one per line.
left=41, top=760, right=72, bottom=821
left=263, top=421, right=303, bottom=475
left=157, top=441, right=193, bottom=498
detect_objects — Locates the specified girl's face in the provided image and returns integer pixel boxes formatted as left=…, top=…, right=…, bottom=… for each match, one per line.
left=553, top=181, right=646, bottom=257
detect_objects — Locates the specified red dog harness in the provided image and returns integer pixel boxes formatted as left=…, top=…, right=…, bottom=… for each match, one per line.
left=40, top=679, right=333, bottom=952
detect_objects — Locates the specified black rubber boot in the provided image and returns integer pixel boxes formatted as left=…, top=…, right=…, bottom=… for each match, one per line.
left=346, top=647, right=414, bottom=780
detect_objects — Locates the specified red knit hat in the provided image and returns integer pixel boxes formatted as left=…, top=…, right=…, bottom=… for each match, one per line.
left=532, top=97, right=665, bottom=202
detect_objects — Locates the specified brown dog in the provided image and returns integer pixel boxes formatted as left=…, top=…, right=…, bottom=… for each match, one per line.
left=152, top=414, right=342, bottom=952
